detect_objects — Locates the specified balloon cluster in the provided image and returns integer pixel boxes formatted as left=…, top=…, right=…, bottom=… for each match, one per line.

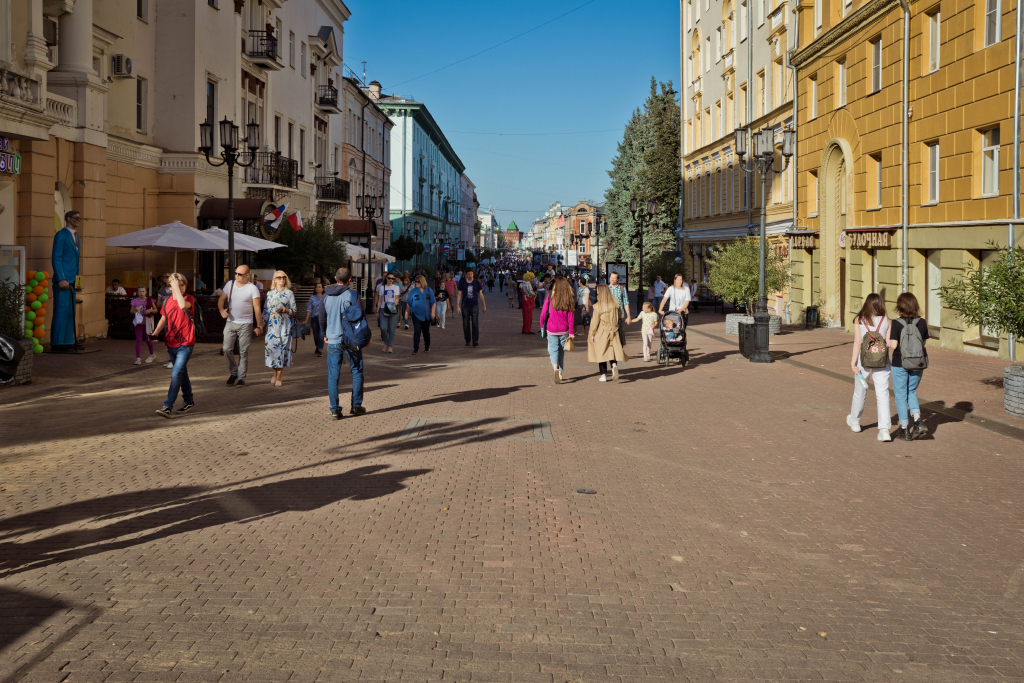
left=24, top=270, right=48, bottom=354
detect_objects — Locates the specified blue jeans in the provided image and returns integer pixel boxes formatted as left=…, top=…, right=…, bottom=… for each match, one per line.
left=165, top=345, right=194, bottom=409
left=327, top=343, right=364, bottom=412
left=547, top=334, right=568, bottom=370
left=378, top=310, right=397, bottom=347
left=892, top=367, right=923, bottom=426
left=462, top=305, right=479, bottom=343
left=311, top=317, right=324, bottom=353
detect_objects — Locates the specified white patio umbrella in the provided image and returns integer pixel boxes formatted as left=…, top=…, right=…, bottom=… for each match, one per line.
left=201, top=227, right=287, bottom=253
left=106, top=220, right=229, bottom=271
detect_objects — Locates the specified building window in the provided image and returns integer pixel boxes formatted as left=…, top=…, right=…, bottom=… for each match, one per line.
left=705, top=36, right=711, bottom=72
left=274, top=115, right=281, bottom=152
left=837, top=59, right=847, bottom=107
left=137, top=0, right=148, bottom=21
left=136, top=77, right=147, bottom=132
left=808, top=169, right=819, bottom=215
left=926, top=142, right=939, bottom=203
left=871, top=153, right=883, bottom=208
left=715, top=100, right=721, bottom=139
left=719, top=169, right=725, bottom=213
left=982, top=127, right=1000, bottom=196
left=928, top=10, right=941, bottom=72
left=208, top=0, right=218, bottom=7
left=740, top=0, right=748, bottom=40
left=756, top=70, right=765, bottom=117
left=984, top=0, right=1000, bottom=47
left=300, top=42, right=306, bottom=77
left=843, top=0, right=852, bottom=15
left=757, top=0, right=764, bottom=25
left=276, top=19, right=283, bottom=59
left=289, top=31, right=295, bottom=68
left=810, top=76, right=817, bottom=119
left=206, top=81, right=216, bottom=147
left=870, top=38, right=882, bottom=93
left=814, top=0, right=822, bottom=32
left=715, top=27, right=722, bottom=61
left=739, top=83, right=746, bottom=125
left=300, top=128, right=306, bottom=169
left=288, top=122, right=294, bottom=159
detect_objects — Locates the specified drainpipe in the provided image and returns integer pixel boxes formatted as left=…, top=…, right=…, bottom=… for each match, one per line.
left=1010, top=0, right=1022, bottom=362
left=898, top=0, right=910, bottom=294
left=784, top=5, right=799, bottom=324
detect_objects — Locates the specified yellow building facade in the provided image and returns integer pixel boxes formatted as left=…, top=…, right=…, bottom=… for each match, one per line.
left=791, top=0, right=1023, bottom=359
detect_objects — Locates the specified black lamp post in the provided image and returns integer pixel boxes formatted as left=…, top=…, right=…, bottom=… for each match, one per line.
left=199, top=117, right=260, bottom=279
left=629, top=198, right=658, bottom=314
left=734, top=124, right=795, bottom=363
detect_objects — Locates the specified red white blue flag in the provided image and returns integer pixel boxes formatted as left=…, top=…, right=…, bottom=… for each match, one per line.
left=287, top=209, right=303, bottom=231
left=262, top=202, right=290, bottom=228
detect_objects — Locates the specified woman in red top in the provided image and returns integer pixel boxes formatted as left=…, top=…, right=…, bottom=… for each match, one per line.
left=150, top=273, right=196, bottom=417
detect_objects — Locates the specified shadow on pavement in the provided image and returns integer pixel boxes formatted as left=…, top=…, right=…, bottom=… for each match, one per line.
left=0, top=464, right=430, bottom=579
left=0, top=587, right=73, bottom=653
left=326, top=418, right=540, bottom=461
left=367, top=385, right=535, bottom=416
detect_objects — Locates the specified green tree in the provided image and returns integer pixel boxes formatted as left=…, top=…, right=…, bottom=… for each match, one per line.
left=385, top=235, right=418, bottom=262
left=254, top=216, right=347, bottom=281
left=0, top=278, right=26, bottom=340
left=941, top=243, right=1024, bottom=341
left=706, top=239, right=787, bottom=313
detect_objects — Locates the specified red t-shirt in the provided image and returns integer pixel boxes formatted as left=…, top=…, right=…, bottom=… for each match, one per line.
left=162, top=295, right=196, bottom=347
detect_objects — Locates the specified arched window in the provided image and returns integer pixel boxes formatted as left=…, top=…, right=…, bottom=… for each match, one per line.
left=727, top=166, right=733, bottom=213
left=705, top=172, right=712, bottom=215
left=719, top=168, right=726, bottom=213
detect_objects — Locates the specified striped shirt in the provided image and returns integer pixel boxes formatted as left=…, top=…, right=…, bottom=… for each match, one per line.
left=611, top=284, right=629, bottom=318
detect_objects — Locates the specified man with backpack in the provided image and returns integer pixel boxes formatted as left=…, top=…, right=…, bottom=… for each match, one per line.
left=320, top=268, right=368, bottom=420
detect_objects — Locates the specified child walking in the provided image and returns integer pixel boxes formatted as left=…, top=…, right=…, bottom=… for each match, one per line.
left=889, top=292, right=930, bottom=441
left=847, top=293, right=893, bottom=441
left=130, top=286, right=157, bottom=365
left=635, top=302, right=659, bottom=361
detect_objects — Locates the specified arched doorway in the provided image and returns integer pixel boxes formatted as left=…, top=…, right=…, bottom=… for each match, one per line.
left=819, top=140, right=853, bottom=327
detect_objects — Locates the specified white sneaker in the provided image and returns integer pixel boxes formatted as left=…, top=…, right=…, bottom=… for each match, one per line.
left=164, top=362, right=173, bottom=369
left=134, top=358, right=142, bottom=366
left=145, top=355, right=155, bottom=363
left=846, top=415, right=861, bottom=433
left=598, top=374, right=608, bottom=382
left=878, top=429, right=892, bottom=442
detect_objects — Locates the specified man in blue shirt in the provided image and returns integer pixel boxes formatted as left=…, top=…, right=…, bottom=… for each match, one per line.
left=456, top=269, right=487, bottom=347
left=609, top=271, right=632, bottom=347
left=319, top=268, right=365, bottom=421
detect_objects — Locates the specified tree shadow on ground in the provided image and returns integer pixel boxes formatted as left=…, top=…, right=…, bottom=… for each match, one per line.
left=0, top=464, right=430, bottom=579
left=324, top=418, right=540, bottom=462
left=0, top=587, right=73, bottom=653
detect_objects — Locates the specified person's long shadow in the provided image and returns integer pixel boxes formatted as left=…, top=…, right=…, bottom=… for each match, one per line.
left=0, top=464, right=430, bottom=579
left=368, top=385, right=534, bottom=416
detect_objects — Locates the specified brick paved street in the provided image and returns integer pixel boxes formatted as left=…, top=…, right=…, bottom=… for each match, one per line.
left=2, top=306, right=1023, bottom=682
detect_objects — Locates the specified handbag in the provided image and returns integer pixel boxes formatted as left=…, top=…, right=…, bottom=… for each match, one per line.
left=431, top=316, right=439, bottom=327
left=384, top=301, right=398, bottom=316
left=565, top=336, right=576, bottom=352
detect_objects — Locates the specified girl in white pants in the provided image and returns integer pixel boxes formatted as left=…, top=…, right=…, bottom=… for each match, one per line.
left=847, top=293, right=893, bottom=441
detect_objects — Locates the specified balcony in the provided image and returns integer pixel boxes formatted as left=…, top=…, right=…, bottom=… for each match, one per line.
left=768, top=2, right=788, bottom=38
left=245, top=30, right=283, bottom=70
left=693, top=76, right=702, bottom=95
left=316, top=85, right=341, bottom=114
left=242, top=151, right=299, bottom=189
left=316, top=176, right=350, bottom=203
left=723, top=49, right=735, bottom=73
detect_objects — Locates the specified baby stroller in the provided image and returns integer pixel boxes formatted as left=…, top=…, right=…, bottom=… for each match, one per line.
left=657, top=311, right=689, bottom=366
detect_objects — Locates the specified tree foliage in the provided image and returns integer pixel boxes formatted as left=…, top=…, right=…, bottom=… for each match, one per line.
left=385, top=234, right=418, bottom=263
left=603, top=77, right=681, bottom=287
left=941, top=243, right=1024, bottom=341
left=0, top=277, right=26, bottom=340
left=706, top=239, right=787, bottom=312
left=254, top=216, right=347, bottom=282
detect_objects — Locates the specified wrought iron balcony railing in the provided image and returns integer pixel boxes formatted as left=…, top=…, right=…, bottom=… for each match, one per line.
left=317, top=85, right=339, bottom=109
left=242, top=151, right=299, bottom=189
left=247, top=30, right=278, bottom=61
left=316, top=176, right=350, bottom=202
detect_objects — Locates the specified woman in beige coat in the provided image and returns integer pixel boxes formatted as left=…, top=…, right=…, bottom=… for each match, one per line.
left=587, top=284, right=629, bottom=382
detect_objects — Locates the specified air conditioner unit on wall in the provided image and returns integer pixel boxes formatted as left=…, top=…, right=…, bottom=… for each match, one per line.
left=111, top=55, right=134, bottom=78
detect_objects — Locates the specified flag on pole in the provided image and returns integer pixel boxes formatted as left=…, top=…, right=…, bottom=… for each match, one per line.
left=263, top=202, right=290, bottom=228
left=287, top=209, right=303, bottom=231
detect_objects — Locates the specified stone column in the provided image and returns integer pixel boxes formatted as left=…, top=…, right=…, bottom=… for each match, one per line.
left=47, top=0, right=108, bottom=135
left=51, top=0, right=94, bottom=74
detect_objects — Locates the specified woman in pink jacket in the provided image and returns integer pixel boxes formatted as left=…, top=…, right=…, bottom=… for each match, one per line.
left=540, top=276, right=576, bottom=385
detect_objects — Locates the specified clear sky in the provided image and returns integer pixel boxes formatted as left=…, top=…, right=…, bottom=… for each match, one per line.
left=343, top=0, right=680, bottom=233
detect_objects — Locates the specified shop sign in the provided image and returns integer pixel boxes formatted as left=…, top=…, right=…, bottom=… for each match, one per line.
left=791, top=233, right=817, bottom=249
left=0, top=138, right=21, bottom=174
left=846, top=230, right=891, bottom=249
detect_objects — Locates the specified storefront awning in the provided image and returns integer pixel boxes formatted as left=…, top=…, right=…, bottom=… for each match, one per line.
left=198, top=199, right=273, bottom=220
left=334, top=219, right=375, bottom=235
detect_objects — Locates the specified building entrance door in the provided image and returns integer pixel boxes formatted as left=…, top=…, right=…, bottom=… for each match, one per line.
left=820, top=141, right=850, bottom=327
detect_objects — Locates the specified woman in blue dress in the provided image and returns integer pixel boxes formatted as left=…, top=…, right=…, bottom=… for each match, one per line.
left=264, top=270, right=296, bottom=386
left=303, top=281, right=325, bottom=357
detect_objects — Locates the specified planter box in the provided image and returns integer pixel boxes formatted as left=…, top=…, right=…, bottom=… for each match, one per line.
left=13, top=338, right=32, bottom=385
left=1005, top=365, right=1024, bottom=418
left=725, top=313, right=782, bottom=336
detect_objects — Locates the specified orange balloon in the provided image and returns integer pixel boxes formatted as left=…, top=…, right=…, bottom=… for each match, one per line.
left=32, top=286, right=43, bottom=295
left=26, top=293, right=36, bottom=302
left=39, top=280, right=48, bottom=289
left=26, top=270, right=36, bottom=280
left=33, top=328, right=45, bottom=338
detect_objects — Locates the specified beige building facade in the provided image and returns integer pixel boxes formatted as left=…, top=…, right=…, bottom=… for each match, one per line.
left=790, top=0, right=1023, bottom=359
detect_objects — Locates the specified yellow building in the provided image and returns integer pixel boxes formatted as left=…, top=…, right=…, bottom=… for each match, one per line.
left=791, top=0, right=1023, bottom=359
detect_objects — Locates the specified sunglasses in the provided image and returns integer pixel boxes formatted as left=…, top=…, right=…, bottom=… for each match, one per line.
left=275, top=276, right=286, bottom=280
left=235, top=272, right=248, bottom=277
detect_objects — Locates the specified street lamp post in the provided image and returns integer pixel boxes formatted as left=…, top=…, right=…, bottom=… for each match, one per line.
left=734, top=124, right=796, bottom=364
left=629, top=198, right=658, bottom=314
left=199, top=117, right=260, bottom=279
left=356, top=191, right=386, bottom=306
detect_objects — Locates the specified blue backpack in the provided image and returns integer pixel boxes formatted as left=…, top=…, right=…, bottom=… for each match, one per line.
left=340, top=289, right=371, bottom=350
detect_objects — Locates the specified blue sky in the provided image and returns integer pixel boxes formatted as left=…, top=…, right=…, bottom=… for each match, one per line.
left=344, top=0, right=680, bottom=232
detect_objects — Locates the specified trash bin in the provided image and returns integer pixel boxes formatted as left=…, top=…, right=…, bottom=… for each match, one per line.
left=738, top=322, right=756, bottom=359
left=805, top=305, right=819, bottom=329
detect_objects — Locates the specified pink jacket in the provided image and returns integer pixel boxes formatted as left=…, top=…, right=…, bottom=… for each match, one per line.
left=540, top=297, right=574, bottom=335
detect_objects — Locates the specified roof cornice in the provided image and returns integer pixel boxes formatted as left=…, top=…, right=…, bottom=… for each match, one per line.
left=791, top=0, right=897, bottom=69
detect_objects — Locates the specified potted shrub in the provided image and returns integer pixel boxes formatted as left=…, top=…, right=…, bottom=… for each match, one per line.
left=0, top=277, right=32, bottom=384
left=707, top=238, right=785, bottom=335
left=941, top=243, right=1024, bottom=417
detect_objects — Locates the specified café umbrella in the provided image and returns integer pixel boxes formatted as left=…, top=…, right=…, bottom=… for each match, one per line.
left=106, top=221, right=230, bottom=271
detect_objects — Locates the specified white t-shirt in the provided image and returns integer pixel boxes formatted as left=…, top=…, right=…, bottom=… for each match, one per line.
left=223, top=281, right=260, bottom=324
left=375, top=283, right=401, bottom=310
left=106, top=286, right=127, bottom=295
left=662, top=285, right=691, bottom=311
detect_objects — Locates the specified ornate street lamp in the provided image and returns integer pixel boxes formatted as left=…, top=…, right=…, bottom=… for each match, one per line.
left=629, top=198, right=658, bottom=313
left=199, top=116, right=260, bottom=277
left=356, top=190, right=387, bottom=306
left=734, top=124, right=795, bottom=363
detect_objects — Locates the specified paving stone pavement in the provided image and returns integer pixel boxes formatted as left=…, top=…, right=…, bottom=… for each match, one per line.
left=1, top=303, right=1023, bottom=682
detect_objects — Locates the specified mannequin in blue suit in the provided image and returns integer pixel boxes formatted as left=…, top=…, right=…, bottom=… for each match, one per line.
left=51, top=210, right=81, bottom=349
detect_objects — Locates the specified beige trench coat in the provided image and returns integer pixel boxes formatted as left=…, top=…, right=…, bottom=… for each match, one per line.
left=587, top=306, right=629, bottom=364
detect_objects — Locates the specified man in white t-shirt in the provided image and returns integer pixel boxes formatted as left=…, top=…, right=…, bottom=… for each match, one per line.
left=373, top=272, right=402, bottom=353
left=105, top=278, right=127, bottom=296
left=658, top=273, right=692, bottom=325
left=217, top=264, right=263, bottom=387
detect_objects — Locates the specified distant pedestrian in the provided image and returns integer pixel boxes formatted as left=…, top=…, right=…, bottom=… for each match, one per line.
left=264, top=270, right=296, bottom=387
left=636, top=302, right=659, bottom=362
left=507, top=276, right=516, bottom=308
left=587, top=284, right=629, bottom=382
left=487, top=273, right=495, bottom=292
left=659, top=274, right=692, bottom=327
left=398, top=275, right=412, bottom=330
left=889, top=292, right=930, bottom=441
left=456, top=268, right=487, bottom=346
left=151, top=273, right=196, bottom=417
left=576, top=276, right=592, bottom=330
left=406, top=275, right=436, bottom=355
left=217, top=263, right=263, bottom=388
left=520, top=273, right=536, bottom=334
left=130, top=286, right=157, bottom=365
left=608, top=271, right=632, bottom=345
left=434, top=278, right=449, bottom=328
left=304, top=282, right=326, bottom=357
left=652, top=275, right=666, bottom=303
left=320, top=268, right=366, bottom=420
left=847, top=293, right=893, bottom=442
left=498, top=271, right=506, bottom=291
left=443, top=273, right=457, bottom=320
left=374, top=273, right=400, bottom=353
left=540, top=276, right=575, bottom=384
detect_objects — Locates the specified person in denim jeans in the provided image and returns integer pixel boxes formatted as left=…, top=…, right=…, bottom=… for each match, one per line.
left=889, top=292, right=930, bottom=441
left=540, top=276, right=575, bottom=384
left=374, top=273, right=400, bottom=353
left=150, top=273, right=196, bottom=418
left=320, top=268, right=365, bottom=420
